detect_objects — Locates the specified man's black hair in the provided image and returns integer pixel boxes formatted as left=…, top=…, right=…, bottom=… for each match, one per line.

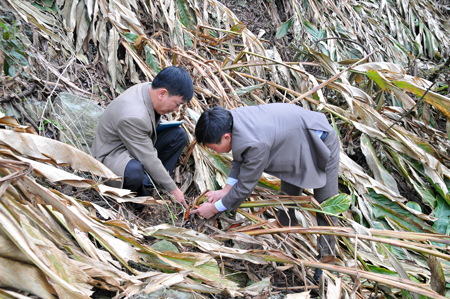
left=151, top=66, right=194, bottom=102
left=195, top=107, right=233, bottom=145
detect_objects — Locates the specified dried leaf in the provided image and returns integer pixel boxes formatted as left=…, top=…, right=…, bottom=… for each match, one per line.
left=0, top=256, right=55, bottom=299
left=0, top=130, right=118, bottom=180
left=427, top=255, right=446, bottom=295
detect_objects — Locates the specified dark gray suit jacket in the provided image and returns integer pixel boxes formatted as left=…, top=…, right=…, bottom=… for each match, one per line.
left=222, top=103, right=335, bottom=211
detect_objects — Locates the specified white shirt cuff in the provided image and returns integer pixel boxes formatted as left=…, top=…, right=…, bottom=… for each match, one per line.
left=226, top=177, right=238, bottom=186
left=215, top=199, right=227, bottom=212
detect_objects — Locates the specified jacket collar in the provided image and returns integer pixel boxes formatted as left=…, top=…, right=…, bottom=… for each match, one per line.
left=142, top=83, right=161, bottom=133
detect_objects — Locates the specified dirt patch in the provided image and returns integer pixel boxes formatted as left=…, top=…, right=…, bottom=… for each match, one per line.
left=221, top=0, right=294, bottom=60
left=138, top=192, right=185, bottom=227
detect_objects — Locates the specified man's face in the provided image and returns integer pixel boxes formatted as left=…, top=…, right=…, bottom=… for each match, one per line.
left=155, top=89, right=186, bottom=115
left=205, top=133, right=232, bottom=153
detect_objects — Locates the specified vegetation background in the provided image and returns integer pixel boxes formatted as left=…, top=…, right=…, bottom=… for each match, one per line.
left=0, top=0, right=450, bottom=298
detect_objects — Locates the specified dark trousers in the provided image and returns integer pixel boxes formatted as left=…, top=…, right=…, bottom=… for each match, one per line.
left=277, top=129, right=340, bottom=258
left=123, top=126, right=188, bottom=196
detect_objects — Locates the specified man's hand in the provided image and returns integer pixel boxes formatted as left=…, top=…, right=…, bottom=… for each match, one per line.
left=207, top=184, right=232, bottom=203
left=169, top=187, right=188, bottom=208
left=189, top=202, right=219, bottom=219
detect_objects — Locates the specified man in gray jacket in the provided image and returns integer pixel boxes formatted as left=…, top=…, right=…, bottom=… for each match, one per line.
left=92, top=66, right=193, bottom=208
left=191, top=104, right=340, bottom=276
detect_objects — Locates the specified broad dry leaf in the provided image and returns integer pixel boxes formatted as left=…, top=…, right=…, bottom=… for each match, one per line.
left=0, top=200, right=92, bottom=299
left=0, top=256, right=55, bottom=299
left=145, top=224, right=267, bottom=264
left=0, top=149, right=94, bottom=188
left=0, top=229, right=30, bottom=263
left=326, top=277, right=342, bottom=299
left=0, top=288, right=38, bottom=299
left=141, top=272, right=188, bottom=293
left=0, top=130, right=118, bottom=180
left=139, top=248, right=242, bottom=296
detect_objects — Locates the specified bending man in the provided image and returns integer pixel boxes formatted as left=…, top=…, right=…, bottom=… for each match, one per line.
left=191, top=103, right=340, bottom=261
left=92, top=66, right=193, bottom=208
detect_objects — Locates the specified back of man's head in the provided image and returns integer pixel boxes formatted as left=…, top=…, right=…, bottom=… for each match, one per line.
left=195, top=106, right=233, bottom=145
left=152, top=66, right=194, bottom=102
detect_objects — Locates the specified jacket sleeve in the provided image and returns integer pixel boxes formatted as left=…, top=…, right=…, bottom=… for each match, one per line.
left=222, top=142, right=270, bottom=211
left=228, top=160, right=241, bottom=180
left=117, top=116, right=176, bottom=192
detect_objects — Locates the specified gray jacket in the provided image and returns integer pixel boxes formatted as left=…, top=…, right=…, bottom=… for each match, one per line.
left=222, top=103, right=334, bottom=211
left=91, top=83, right=176, bottom=191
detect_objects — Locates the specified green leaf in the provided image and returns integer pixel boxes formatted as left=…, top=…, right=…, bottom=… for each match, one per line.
left=256, top=177, right=280, bottom=191
left=0, top=20, right=9, bottom=32
left=367, top=265, right=400, bottom=277
left=230, top=23, right=246, bottom=33
left=424, top=173, right=450, bottom=207
left=303, top=21, right=319, bottom=38
left=276, top=18, right=293, bottom=39
left=388, top=149, right=436, bottom=207
left=433, top=195, right=450, bottom=235
left=406, top=201, right=422, bottom=213
left=177, top=0, right=196, bottom=30
left=367, top=189, right=437, bottom=233
left=31, top=1, right=57, bottom=13
left=174, top=19, right=184, bottom=48
left=318, top=29, right=327, bottom=40
left=6, top=63, right=18, bottom=77
left=123, top=32, right=139, bottom=43
left=391, top=39, right=414, bottom=59
left=208, top=153, right=230, bottom=176
left=366, top=69, right=388, bottom=90
left=445, top=176, right=450, bottom=195
left=9, top=50, right=28, bottom=66
left=184, top=32, right=193, bottom=48
left=145, top=45, right=161, bottom=73
left=411, top=177, right=437, bottom=208
left=321, top=194, right=351, bottom=214
left=424, top=26, right=434, bottom=59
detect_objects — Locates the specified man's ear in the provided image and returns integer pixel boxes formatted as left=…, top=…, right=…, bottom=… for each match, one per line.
left=223, top=133, right=231, bottom=142
left=157, top=88, right=168, bottom=100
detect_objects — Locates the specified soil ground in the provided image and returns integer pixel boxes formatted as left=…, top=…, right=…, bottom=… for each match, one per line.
left=221, top=0, right=294, bottom=60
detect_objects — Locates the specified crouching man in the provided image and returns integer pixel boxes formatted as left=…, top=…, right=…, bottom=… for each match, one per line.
left=92, top=66, right=193, bottom=208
